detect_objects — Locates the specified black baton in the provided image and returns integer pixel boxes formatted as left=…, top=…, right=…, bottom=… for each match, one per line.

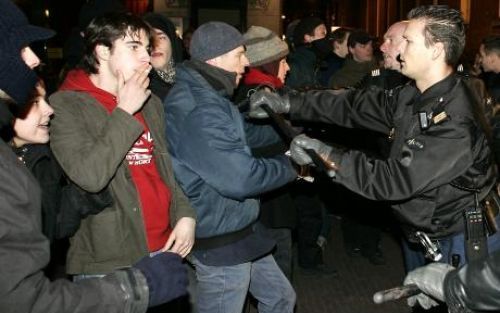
left=373, top=284, right=420, bottom=304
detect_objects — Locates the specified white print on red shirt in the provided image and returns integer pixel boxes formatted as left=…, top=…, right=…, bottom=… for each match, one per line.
left=126, top=132, right=154, bottom=166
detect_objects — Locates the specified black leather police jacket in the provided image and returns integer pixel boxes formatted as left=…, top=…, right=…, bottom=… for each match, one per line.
left=288, top=74, right=497, bottom=239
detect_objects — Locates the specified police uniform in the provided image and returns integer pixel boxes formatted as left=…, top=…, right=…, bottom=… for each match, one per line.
left=287, top=73, right=500, bottom=268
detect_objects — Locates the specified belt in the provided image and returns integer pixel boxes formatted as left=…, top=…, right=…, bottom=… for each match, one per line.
left=193, top=223, right=254, bottom=250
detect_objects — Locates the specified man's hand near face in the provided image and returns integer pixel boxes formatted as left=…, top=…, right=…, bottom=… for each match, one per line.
left=117, top=63, right=152, bottom=115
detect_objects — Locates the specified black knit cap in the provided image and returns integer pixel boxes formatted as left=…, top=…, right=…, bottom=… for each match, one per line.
left=293, top=17, right=324, bottom=46
left=0, top=0, right=55, bottom=54
left=190, top=22, right=245, bottom=61
left=0, top=0, right=52, bottom=106
left=347, top=30, right=374, bottom=48
left=0, top=49, right=38, bottom=113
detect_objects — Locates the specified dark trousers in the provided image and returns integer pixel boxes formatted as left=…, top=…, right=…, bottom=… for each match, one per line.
left=294, top=182, right=324, bottom=268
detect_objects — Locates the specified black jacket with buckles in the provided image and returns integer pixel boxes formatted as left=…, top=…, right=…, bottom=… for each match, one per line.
left=288, top=73, right=497, bottom=239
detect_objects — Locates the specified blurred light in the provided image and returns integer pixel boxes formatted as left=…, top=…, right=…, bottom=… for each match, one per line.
left=281, top=15, right=286, bottom=19
left=44, top=9, right=50, bottom=18
left=331, top=26, right=340, bottom=32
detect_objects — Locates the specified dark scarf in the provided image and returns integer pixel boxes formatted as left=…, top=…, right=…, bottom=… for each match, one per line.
left=185, top=59, right=238, bottom=97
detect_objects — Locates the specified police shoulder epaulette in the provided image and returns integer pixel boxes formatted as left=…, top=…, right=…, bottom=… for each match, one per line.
left=371, top=68, right=381, bottom=77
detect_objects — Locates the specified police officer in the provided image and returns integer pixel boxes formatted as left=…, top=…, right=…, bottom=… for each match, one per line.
left=249, top=5, right=500, bottom=271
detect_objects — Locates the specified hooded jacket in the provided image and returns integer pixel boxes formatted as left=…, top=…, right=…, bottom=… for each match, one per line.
left=49, top=69, right=195, bottom=274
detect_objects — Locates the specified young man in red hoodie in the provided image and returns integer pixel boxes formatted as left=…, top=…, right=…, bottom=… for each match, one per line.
left=49, top=13, right=196, bottom=284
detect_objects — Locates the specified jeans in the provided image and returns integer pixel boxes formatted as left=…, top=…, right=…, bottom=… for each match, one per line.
left=260, top=227, right=293, bottom=281
left=191, top=254, right=296, bottom=313
left=402, top=214, right=500, bottom=272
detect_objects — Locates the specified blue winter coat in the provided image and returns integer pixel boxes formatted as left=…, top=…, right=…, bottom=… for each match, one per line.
left=164, top=63, right=297, bottom=238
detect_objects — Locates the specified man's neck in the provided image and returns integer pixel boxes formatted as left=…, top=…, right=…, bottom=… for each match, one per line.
left=416, top=65, right=453, bottom=93
left=89, top=72, right=118, bottom=96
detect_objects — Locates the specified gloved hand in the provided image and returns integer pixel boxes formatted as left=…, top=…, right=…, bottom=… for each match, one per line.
left=249, top=90, right=290, bottom=118
left=290, top=134, right=334, bottom=166
left=133, top=252, right=188, bottom=307
left=403, top=262, right=455, bottom=310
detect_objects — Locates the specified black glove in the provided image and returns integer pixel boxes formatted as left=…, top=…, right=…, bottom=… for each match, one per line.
left=249, top=90, right=290, bottom=118
left=291, top=134, right=338, bottom=177
left=133, top=252, right=188, bottom=307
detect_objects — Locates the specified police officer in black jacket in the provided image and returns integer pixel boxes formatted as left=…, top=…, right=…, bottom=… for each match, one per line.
left=249, top=4, right=500, bottom=276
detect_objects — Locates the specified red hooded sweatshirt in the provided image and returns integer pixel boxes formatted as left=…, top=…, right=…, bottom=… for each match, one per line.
left=60, top=69, right=172, bottom=252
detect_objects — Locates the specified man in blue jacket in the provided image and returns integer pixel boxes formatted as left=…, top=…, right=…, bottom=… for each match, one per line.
left=164, top=21, right=298, bottom=313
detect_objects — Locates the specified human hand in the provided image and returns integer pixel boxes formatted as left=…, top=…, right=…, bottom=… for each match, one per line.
left=290, top=134, right=334, bottom=166
left=162, top=217, right=196, bottom=258
left=403, top=262, right=454, bottom=309
left=248, top=90, right=290, bottom=118
left=116, top=63, right=152, bottom=115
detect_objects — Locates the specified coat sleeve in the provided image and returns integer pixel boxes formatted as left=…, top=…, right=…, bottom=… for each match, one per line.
left=49, top=92, right=143, bottom=192
left=176, top=105, right=297, bottom=201
left=444, top=249, right=500, bottom=313
left=290, top=88, right=475, bottom=201
left=289, top=87, right=394, bottom=135
left=331, top=121, right=473, bottom=201
left=0, top=146, right=148, bottom=313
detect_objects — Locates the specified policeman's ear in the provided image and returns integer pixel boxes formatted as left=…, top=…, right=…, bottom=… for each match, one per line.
left=95, top=44, right=111, bottom=61
left=432, top=42, right=445, bottom=61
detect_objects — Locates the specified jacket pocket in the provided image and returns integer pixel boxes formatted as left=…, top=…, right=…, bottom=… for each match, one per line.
left=86, top=210, right=123, bottom=262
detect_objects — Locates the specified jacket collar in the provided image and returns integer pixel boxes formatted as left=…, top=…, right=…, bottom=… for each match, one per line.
left=184, top=59, right=237, bottom=98
left=412, top=73, right=457, bottom=113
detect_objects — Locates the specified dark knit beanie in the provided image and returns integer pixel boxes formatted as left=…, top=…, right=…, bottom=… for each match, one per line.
left=0, top=0, right=55, bottom=54
left=0, top=49, right=38, bottom=110
left=293, top=17, right=324, bottom=46
left=0, top=0, right=50, bottom=106
left=190, top=22, right=245, bottom=61
left=347, top=30, right=374, bottom=48
left=244, top=26, right=288, bottom=67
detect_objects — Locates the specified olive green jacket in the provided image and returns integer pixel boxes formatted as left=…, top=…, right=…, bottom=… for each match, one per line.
left=49, top=91, right=195, bottom=274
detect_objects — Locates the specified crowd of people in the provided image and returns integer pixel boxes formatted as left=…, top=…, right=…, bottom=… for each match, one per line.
left=1, top=1, right=500, bottom=313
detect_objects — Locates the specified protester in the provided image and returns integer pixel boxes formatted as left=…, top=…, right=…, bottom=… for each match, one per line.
left=329, top=29, right=378, bottom=89
left=0, top=1, right=188, bottom=311
left=233, top=25, right=297, bottom=280
left=286, top=17, right=328, bottom=89
left=164, top=21, right=297, bottom=313
left=143, top=13, right=184, bottom=100
left=48, top=12, right=196, bottom=291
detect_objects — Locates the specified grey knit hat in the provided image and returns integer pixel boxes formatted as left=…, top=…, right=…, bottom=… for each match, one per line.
left=244, top=26, right=289, bottom=67
left=190, top=21, right=245, bottom=61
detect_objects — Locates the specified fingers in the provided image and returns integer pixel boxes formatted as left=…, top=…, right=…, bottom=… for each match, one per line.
left=131, top=63, right=151, bottom=88
left=168, top=239, right=193, bottom=258
left=162, top=235, right=175, bottom=252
